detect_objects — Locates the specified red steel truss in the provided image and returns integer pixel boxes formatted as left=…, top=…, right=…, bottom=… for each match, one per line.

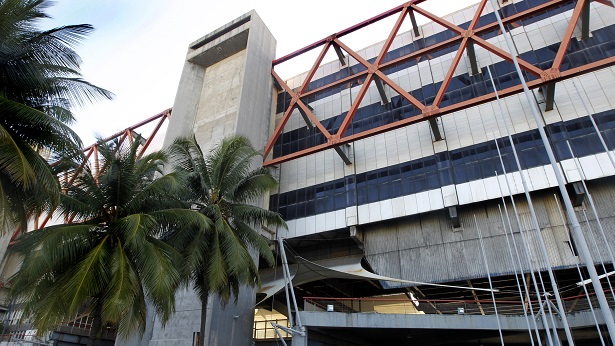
left=17, top=108, right=172, bottom=238
left=263, top=0, right=615, bottom=166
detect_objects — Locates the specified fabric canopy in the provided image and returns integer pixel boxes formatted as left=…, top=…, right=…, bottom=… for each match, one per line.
left=257, top=255, right=495, bottom=303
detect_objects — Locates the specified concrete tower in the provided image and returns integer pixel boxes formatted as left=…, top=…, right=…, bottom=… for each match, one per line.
left=122, top=10, right=276, bottom=346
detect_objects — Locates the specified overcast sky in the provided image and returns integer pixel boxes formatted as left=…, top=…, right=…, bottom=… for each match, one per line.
left=44, top=0, right=478, bottom=146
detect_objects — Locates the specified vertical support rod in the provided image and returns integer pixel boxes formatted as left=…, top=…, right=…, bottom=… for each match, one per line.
left=553, top=195, right=606, bottom=346
left=497, top=202, right=539, bottom=346
left=490, top=73, right=555, bottom=346
left=572, top=80, right=615, bottom=174
left=566, top=140, right=615, bottom=271
left=278, top=238, right=294, bottom=328
left=489, top=0, right=615, bottom=340
left=278, top=238, right=303, bottom=328
left=474, top=215, right=505, bottom=346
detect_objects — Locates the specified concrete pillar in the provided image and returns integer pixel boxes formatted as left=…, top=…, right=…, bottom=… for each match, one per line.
left=291, top=329, right=308, bottom=346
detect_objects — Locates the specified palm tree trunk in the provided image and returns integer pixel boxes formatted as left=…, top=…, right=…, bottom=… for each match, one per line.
left=198, top=294, right=209, bottom=346
left=87, top=298, right=103, bottom=346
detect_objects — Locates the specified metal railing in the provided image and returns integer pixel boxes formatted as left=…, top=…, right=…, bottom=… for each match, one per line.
left=304, top=291, right=615, bottom=316
left=253, top=318, right=290, bottom=340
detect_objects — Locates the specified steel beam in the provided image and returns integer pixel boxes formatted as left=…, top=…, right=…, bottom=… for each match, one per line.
left=552, top=0, right=586, bottom=69
left=264, top=56, right=615, bottom=166
left=264, top=0, right=612, bottom=165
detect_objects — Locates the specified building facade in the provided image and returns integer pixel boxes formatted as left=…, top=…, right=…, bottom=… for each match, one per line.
left=147, top=0, right=615, bottom=345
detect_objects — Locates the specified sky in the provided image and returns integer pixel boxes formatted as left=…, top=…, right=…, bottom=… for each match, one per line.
left=44, top=0, right=478, bottom=146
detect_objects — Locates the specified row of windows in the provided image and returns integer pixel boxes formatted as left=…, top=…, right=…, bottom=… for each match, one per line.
left=275, top=0, right=573, bottom=114
left=272, top=22, right=615, bottom=158
left=270, top=110, right=615, bottom=221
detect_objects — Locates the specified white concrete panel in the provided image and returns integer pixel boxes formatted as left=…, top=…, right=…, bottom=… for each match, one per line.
left=368, top=202, right=383, bottom=223
left=469, top=180, right=487, bottom=202
left=315, top=213, right=327, bottom=234
left=456, top=183, right=473, bottom=205
left=596, top=152, right=615, bottom=176
left=285, top=219, right=297, bottom=238
left=544, top=164, right=559, bottom=188
left=380, top=199, right=394, bottom=220
left=357, top=204, right=370, bottom=225
left=391, top=196, right=406, bottom=218
left=294, top=217, right=306, bottom=237
left=511, top=171, right=525, bottom=195
left=495, top=173, right=511, bottom=195
left=325, top=209, right=336, bottom=231
left=345, top=206, right=358, bottom=227
left=442, top=185, right=458, bottom=207
left=403, top=194, right=418, bottom=215
left=416, top=191, right=431, bottom=214
left=484, top=176, right=502, bottom=200
left=335, top=209, right=346, bottom=229
left=527, top=166, right=549, bottom=190
left=561, top=159, right=582, bottom=182
left=428, top=189, right=444, bottom=210
left=306, top=215, right=316, bottom=235
left=579, top=155, right=604, bottom=180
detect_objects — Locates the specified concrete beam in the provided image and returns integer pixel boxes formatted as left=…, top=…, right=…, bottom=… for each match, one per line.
left=448, top=206, right=460, bottom=228
left=466, top=40, right=480, bottom=76
left=350, top=226, right=364, bottom=249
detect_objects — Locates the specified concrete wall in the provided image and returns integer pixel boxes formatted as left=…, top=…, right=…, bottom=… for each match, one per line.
left=363, top=178, right=615, bottom=286
left=121, top=10, right=276, bottom=346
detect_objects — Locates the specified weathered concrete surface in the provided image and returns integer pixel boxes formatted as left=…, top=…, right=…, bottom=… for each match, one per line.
left=118, top=10, right=276, bottom=346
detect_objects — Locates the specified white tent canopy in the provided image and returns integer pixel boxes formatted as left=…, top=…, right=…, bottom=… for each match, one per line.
left=257, top=255, right=495, bottom=304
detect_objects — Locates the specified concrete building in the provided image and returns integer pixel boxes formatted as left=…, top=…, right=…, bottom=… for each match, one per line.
left=137, top=0, right=615, bottom=345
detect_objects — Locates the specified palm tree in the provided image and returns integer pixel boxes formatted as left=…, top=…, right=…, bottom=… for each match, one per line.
left=168, top=136, right=286, bottom=346
left=9, top=140, right=211, bottom=346
left=0, top=0, right=113, bottom=231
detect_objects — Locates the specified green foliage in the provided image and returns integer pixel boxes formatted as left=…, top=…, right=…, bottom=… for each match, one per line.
left=168, top=135, right=286, bottom=304
left=0, top=0, right=113, bottom=231
left=9, top=140, right=210, bottom=339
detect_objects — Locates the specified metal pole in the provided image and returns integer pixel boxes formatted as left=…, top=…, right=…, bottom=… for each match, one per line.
left=498, top=202, right=540, bottom=346
left=489, top=72, right=556, bottom=344
left=565, top=140, right=615, bottom=275
left=488, top=0, right=615, bottom=340
left=271, top=322, right=290, bottom=346
left=487, top=61, right=566, bottom=344
left=553, top=195, right=606, bottom=346
left=474, top=215, right=505, bottom=346
left=580, top=209, right=615, bottom=300
left=571, top=80, right=615, bottom=170
left=278, top=237, right=294, bottom=328
left=278, top=238, right=303, bottom=328
left=519, top=216, right=562, bottom=346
